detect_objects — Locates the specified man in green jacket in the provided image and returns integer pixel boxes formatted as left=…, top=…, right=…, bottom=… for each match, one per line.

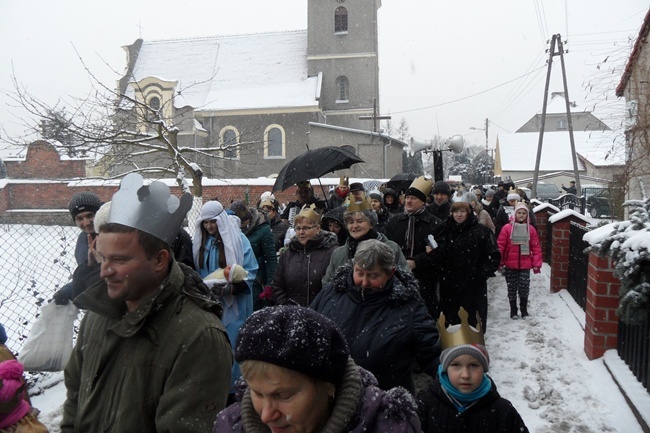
left=61, top=174, right=233, bottom=433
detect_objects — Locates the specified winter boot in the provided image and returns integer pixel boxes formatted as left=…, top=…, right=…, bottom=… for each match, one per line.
left=509, top=300, right=518, bottom=320
left=520, top=298, right=529, bottom=318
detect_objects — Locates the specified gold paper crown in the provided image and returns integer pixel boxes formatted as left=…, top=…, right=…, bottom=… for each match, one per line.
left=339, top=176, right=350, bottom=187
left=343, top=192, right=373, bottom=213
left=108, top=173, right=193, bottom=245
left=408, top=176, right=433, bottom=197
left=296, top=203, right=322, bottom=225
left=437, top=307, right=485, bottom=349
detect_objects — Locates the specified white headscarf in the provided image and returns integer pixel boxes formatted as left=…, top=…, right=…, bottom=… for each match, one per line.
left=193, top=201, right=244, bottom=268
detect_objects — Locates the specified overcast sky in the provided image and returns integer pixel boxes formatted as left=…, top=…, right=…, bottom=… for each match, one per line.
left=1, top=0, right=648, bottom=153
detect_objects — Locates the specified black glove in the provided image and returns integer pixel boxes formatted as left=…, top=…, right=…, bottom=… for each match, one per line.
left=210, top=280, right=250, bottom=297
left=52, top=286, right=73, bottom=305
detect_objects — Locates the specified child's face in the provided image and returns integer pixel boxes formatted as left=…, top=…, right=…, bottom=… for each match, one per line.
left=447, top=354, right=484, bottom=394
left=515, top=208, right=528, bottom=222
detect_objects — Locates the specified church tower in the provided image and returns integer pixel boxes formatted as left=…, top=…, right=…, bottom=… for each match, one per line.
left=307, top=0, right=381, bottom=130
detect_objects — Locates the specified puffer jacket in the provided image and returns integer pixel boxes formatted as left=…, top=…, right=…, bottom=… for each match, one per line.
left=311, top=265, right=440, bottom=394
left=61, top=261, right=233, bottom=433
left=417, top=376, right=529, bottom=433
left=214, top=359, right=422, bottom=433
left=271, top=230, right=338, bottom=306
left=497, top=220, right=542, bottom=270
left=243, top=208, right=277, bottom=310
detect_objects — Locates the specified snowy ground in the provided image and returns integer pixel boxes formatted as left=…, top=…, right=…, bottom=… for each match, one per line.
left=28, top=264, right=648, bottom=432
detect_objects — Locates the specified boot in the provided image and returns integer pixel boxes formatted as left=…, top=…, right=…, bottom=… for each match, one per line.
left=520, top=298, right=529, bottom=318
left=509, top=300, right=518, bottom=320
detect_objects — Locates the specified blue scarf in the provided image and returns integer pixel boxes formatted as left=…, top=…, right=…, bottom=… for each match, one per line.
left=438, top=365, right=492, bottom=413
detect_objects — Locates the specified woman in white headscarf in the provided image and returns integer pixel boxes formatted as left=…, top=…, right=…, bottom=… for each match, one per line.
left=193, top=200, right=259, bottom=402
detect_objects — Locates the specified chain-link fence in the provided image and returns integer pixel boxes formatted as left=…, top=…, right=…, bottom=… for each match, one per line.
left=1, top=224, right=81, bottom=355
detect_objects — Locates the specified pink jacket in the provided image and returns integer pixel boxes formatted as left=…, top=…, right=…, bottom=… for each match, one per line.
left=497, top=222, right=542, bottom=270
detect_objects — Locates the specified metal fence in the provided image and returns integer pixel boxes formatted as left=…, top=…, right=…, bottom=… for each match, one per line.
left=567, top=221, right=590, bottom=310
left=548, top=193, right=586, bottom=214
left=618, top=318, right=650, bottom=393
left=0, top=224, right=81, bottom=355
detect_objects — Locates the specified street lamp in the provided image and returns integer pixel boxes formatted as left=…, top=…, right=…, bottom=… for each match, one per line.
left=409, top=135, right=465, bottom=182
left=470, top=117, right=489, bottom=153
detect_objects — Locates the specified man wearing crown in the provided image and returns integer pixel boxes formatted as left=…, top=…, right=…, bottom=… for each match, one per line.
left=327, top=176, right=350, bottom=209
left=385, top=176, right=446, bottom=318
left=61, top=174, right=233, bottom=433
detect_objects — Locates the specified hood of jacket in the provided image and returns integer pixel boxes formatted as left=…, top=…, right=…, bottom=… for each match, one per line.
left=243, top=206, right=269, bottom=236
left=328, top=263, right=422, bottom=306
left=288, top=229, right=339, bottom=252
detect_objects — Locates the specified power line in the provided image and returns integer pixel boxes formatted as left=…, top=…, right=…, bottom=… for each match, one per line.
left=390, top=66, right=547, bottom=115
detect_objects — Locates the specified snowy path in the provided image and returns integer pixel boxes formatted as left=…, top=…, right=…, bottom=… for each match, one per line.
left=486, top=268, right=642, bottom=433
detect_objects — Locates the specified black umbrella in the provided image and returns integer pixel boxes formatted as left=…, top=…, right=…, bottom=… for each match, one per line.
left=272, top=146, right=365, bottom=192
left=385, top=173, right=419, bottom=194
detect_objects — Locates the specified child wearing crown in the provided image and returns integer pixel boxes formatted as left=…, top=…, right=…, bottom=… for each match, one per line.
left=416, top=308, right=529, bottom=433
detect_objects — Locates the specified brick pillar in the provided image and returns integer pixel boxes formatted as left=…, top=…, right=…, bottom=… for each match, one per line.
left=584, top=252, right=620, bottom=360
left=534, top=208, right=549, bottom=262
left=549, top=218, right=570, bottom=293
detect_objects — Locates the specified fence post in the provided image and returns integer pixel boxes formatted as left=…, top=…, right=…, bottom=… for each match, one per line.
left=548, top=212, right=587, bottom=293
left=584, top=252, right=620, bottom=360
left=533, top=207, right=550, bottom=263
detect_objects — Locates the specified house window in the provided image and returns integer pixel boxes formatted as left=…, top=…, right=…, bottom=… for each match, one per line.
left=220, top=127, right=240, bottom=159
left=264, top=125, right=285, bottom=159
left=336, top=76, right=349, bottom=102
left=557, top=119, right=567, bottom=129
left=335, top=7, right=348, bottom=33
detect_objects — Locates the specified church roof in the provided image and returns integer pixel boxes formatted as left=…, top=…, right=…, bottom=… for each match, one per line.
left=497, top=130, right=624, bottom=171
left=126, top=30, right=319, bottom=111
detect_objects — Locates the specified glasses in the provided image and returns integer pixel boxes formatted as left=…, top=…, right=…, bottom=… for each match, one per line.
left=295, top=225, right=317, bottom=232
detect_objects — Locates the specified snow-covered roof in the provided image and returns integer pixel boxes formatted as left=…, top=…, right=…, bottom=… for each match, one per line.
left=540, top=93, right=587, bottom=114
left=497, top=130, right=624, bottom=171
left=126, top=30, right=319, bottom=112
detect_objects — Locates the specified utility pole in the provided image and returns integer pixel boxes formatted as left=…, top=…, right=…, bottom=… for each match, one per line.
left=359, top=98, right=391, bottom=133
left=483, top=118, right=489, bottom=154
left=533, top=34, right=581, bottom=198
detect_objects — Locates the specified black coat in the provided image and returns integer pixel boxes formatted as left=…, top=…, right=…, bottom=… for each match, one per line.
left=439, top=212, right=501, bottom=330
left=271, top=230, right=338, bottom=306
left=311, top=265, right=441, bottom=395
left=417, top=377, right=529, bottom=433
left=268, top=215, right=289, bottom=252
left=425, top=200, right=451, bottom=222
left=384, top=209, right=445, bottom=314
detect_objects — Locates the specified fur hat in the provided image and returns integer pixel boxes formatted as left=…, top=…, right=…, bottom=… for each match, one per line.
left=507, top=192, right=521, bottom=202
left=432, top=180, right=451, bottom=196
left=0, top=323, right=6, bottom=345
left=440, top=343, right=490, bottom=373
left=485, top=189, right=496, bottom=198
left=349, top=182, right=365, bottom=192
left=229, top=201, right=252, bottom=222
left=0, top=360, right=30, bottom=429
left=235, top=306, right=349, bottom=385
left=68, top=192, right=101, bottom=220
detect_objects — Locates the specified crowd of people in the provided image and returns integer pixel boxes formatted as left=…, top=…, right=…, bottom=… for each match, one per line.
left=0, top=173, right=543, bottom=433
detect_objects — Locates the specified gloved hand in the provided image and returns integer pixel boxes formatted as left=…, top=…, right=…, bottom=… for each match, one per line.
left=533, top=267, right=541, bottom=274
left=52, top=286, right=73, bottom=305
left=210, top=280, right=250, bottom=297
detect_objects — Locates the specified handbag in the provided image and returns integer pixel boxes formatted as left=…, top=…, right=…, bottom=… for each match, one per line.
left=17, top=302, right=78, bottom=372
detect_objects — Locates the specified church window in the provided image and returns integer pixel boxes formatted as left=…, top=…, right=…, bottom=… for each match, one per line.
left=264, top=125, right=285, bottom=159
left=220, top=126, right=240, bottom=159
left=149, top=96, right=161, bottom=111
left=336, top=76, right=349, bottom=102
left=335, top=7, right=348, bottom=33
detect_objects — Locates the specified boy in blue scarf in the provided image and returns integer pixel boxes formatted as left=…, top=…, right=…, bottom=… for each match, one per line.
left=416, top=310, right=529, bottom=433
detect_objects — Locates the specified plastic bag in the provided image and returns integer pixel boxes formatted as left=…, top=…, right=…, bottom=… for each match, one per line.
left=18, top=302, right=78, bottom=372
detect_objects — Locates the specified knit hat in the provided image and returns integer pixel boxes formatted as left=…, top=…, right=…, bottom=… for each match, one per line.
left=349, top=182, right=365, bottom=192
left=485, top=189, right=496, bottom=198
left=368, top=189, right=383, bottom=202
left=465, top=192, right=478, bottom=203
left=432, top=180, right=451, bottom=196
left=507, top=192, right=521, bottom=202
left=235, top=305, right=349, bottom=385
left=440, top=343, right=490, bottom=373
left=0, top=360, right=30, bottom=429
left=0, top=323, right=6, bottom=345
left=68, top=192, right=101, bottom=220
left=514, top=202, right=529, bottom=215
left=229, top=201, right=252, bottom=223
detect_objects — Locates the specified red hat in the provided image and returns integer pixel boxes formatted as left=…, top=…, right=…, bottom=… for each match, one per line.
left=0, top=360, right=30, bottom=429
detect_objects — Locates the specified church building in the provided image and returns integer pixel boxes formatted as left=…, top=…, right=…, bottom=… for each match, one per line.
left=114, top=0, right=404, bottom=182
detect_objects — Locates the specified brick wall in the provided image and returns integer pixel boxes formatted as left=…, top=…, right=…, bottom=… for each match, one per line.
left=584, top=252, right=620, bottom=360
left=533, top=209, right=549, bottom=262
left=4, top=141, right=86, bottom=179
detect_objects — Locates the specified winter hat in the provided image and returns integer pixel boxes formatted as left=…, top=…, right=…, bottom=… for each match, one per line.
left=472, top=188, right=482, bottom=197
left=0, top=323, right=6, bottom=345
left=349, top=182, right=365, bottom=192
left=235, top=305, right=349, bottom=385
left=0, top=360, right=30, bottom=429
left=229, top=201, right=252, bottom=223
left=368, top=189, right=383, bottom=202
left=68, top=192, right=101, bottom=220
left=94, top=201, right=111, bottom=231
left=514, top=202, right=529, bottom=214
left=259, top=200, right=276, bottom=211
left=260, top=191, right=275, bottom=202
left=440, top=343, right=490, bottom=373
left=432, top=180, right=451, bottom=196
left=507, top=192, right=521, bottom=202
left=485, top=189, right=496, bottom=198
